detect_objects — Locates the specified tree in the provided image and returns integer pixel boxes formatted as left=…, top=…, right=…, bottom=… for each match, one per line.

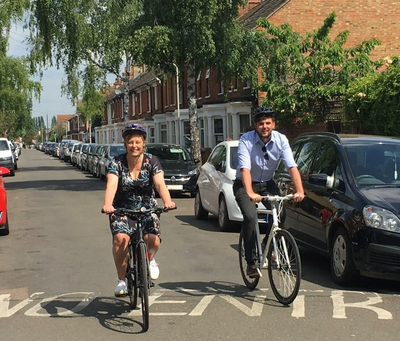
left=256, top=12, right=382, bottom=126
left=345, top=57, right=400, bottom=136
left=27, top=0, right=143, bottom=124
left=132, top=0, right=260, bottom=163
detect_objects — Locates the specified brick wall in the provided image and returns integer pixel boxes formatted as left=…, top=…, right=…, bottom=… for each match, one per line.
left=269, top=0, right=400, bottom=60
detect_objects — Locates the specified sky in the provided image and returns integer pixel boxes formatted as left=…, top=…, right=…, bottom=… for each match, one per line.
left=8, top=24, right=77, bottom=126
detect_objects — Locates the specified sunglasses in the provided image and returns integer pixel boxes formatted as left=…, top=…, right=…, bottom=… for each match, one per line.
left=261, top=146, right=269, bottom=160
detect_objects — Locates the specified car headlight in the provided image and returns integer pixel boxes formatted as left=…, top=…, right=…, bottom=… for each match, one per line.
left=188, top=168, right=198, bottom=176
left=363, top=205, right=400, bottom=233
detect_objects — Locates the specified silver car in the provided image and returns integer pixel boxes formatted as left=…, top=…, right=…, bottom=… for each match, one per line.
left=98, top=144, right=126, bottom=180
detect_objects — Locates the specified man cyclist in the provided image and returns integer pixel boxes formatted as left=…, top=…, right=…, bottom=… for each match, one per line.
left=233, top=106, right=304, bottom=278
left=102, top=123, right=175, bottom=297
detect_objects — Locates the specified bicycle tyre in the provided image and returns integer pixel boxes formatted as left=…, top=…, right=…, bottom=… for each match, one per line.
left=138, top=242, right=150, bottom=331
left=238, top=230, right=260, bottom=290
left=126, top=244, right=138, bottom=309
left=267, top=229, right=301, bottom=305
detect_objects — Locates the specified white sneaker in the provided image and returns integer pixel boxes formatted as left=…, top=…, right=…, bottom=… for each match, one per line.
left=114, top=280, right=127, bottom=297
left=149, top=259, right=159, bottom=280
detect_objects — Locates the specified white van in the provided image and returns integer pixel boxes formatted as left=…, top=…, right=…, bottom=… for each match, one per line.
left=0, top=138, right=15, bottom=176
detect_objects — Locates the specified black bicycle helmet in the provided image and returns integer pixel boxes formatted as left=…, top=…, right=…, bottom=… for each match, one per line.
left=252, top=106, right=275, bottom=121
left=122, top=123, right=147, bottom=139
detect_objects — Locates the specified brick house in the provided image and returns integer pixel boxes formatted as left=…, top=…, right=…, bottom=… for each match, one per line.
left=96, top=0, right=400, bottom=146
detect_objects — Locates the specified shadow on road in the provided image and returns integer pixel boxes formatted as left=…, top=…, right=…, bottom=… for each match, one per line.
left=6, top=179, right=105, bottom=192
left=40, top=296, right=147, bottom=334
left=175, top=214, right=241, bottom=233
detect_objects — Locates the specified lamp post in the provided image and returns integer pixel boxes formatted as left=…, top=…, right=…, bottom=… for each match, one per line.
left=173, top=63, right=180, bottom=145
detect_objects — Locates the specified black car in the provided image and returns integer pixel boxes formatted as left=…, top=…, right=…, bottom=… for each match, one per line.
left=275, top=132, right=400, bottom=285
left=145, top=143, right=200, bottom=197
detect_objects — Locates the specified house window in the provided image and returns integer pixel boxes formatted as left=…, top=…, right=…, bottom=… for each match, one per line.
left=183, top=121, right=191, bottom=150
left=239, top=114, right=251, bottom=136
left=131, top=93, right=136, bottom=116
left=147, top=89, right=151, bottom=112
left=197, top=71, right=202, bottom=99
left=149, top=126, right=155, bottom=143
left=199, top=118, right=205, bottom=147
left=139, top=92, right=142, bottom=115
left=229, top=77, right=238, bottom=92
left=160, top=123, right=167, bottom=143
left=244, top=78, right=251, bottom=89
left=166, top=79, right=169, bottom=107
left=154, top=87, right=158, bottom=110
left=214, top=118, right=224, bottom=145
left=205, top=68, right=211, bottom=98
left=219, top=81, right=224, bottom=95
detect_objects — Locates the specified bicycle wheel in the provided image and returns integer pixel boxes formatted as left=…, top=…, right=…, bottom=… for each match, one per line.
left=238, top=230, right=260, bottom=290
left=138, top=242, right=150, bottom=331
left=126, top=244, right=138, bottom=309
left=267, top=229, right=301, bottom=305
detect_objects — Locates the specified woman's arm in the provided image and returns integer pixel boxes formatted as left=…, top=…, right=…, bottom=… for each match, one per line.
left=153, top=172, right=175, bottom=209
left=102, top=173, right=118, bottom=212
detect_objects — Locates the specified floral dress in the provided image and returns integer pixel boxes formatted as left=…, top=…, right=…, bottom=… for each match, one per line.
left=107, top=152, right=163, bottom=237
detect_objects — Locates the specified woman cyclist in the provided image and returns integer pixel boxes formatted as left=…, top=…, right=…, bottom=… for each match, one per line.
left=102, top=123, right=175, bottom=297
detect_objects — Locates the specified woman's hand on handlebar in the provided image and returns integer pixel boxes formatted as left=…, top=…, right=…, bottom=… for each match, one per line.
left=102, top=204, right=115, bottom=214
left=163, top=201, right=176, bottom=210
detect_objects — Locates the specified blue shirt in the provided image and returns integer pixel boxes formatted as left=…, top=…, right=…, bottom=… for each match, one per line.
left=235, top=130, right=297, bottom=182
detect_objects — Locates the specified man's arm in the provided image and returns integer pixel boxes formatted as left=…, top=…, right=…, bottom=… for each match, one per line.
left=241, top=168, right=261, bottom=202
left=288, top=167, right=305, bottom=202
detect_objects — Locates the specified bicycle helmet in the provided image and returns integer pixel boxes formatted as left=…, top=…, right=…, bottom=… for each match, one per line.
left=252, top=106, right=275, bottom=122
left=122, top=123, right=147, bottom=139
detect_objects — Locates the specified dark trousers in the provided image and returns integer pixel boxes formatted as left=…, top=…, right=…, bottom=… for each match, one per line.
left=233, top=178, right=282, bottom=264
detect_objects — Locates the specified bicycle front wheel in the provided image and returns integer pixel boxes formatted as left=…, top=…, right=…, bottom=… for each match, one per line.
left=238, top=230, right=260, bottom=290
left=267, top=229, right=301, bottom=305
left=126, top=244, right=138, bottom=309
left=138, top=242, right=150, bottom=331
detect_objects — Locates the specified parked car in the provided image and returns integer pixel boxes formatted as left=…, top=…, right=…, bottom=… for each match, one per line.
left=90, top=144, right=106, bottom=177
left=0, top=138, right=16, bottom=176
left=145, top=143, right=199, bottom=197
left=76, top=143, right=88, bottom=169
left=63, top=140, right=79, bottom=163
left=274, top=132, right=400, bottom=285
left=194, top=140, right=267, bottom=232
left=70, top=142, right=82, bottom=166
left=81, top=143, right=96, bottom=172
left=98, top=143, right=126, bottom=180
left=0, top=166, right=11, bottom=236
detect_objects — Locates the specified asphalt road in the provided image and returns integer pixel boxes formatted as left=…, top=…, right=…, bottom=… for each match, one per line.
left=1, top=148, right=400, bottom=341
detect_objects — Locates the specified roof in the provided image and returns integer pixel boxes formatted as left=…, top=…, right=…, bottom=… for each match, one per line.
left=240, top=0, right=290, bottom=29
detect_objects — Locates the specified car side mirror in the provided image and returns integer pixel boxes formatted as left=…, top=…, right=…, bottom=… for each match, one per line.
left=308, top=174, right=329, bottom=186
left=194, top=158, right=201, bottom=164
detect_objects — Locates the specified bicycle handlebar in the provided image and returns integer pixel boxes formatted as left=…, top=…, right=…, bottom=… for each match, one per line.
left=101, top=206, right=177, bottom=217
left=258, top=194, right=294, bottom=202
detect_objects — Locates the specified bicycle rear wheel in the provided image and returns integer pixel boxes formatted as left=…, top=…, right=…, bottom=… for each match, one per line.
left=238, top=230, right=260, bottom=290
left=138, top=241, right=150, bottom=331
left=267, top=229, right=301, bottom=305
left=126, top=244, right=138, bottom=309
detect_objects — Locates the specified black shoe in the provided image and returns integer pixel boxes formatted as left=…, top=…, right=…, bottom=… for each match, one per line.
left=246, top=264, right=260, bottom=278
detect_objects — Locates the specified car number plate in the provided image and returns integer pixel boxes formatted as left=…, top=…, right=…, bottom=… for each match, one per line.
left=167, top=185, right=183, bottom=190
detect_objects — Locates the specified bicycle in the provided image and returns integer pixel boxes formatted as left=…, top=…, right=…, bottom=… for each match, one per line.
left=102, top=206, right=175, bottom=331
left=238, top=194, right=301, bottom=305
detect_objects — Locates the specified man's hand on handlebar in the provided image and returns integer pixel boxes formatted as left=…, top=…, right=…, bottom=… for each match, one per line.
left=293, top=192, right=305, bottom=203
left=248, top=192, right=262, bottom=203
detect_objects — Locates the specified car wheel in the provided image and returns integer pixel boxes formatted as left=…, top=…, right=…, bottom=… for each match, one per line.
left=10, top=169, right=15, bottom=176
left=218, top=196, right=231, bottom=232
left=194, top=190, right=208, bottom=220
left=330, top=227, right=359, bottom=285
left=14, top=163, right=17, bottom=170
left=0, top=214, right=9, bottom=236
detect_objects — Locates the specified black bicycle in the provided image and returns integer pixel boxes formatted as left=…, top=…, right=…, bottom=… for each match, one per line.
left=103, top=206, right=175, bottom=332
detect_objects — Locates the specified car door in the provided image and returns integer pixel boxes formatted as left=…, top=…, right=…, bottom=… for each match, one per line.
left=199, top=145, right=225, bottom=214
left=297, top=140, right=341, bottom=251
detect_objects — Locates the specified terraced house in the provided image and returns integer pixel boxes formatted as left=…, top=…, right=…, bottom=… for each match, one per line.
left=95, top=0, right=400, bottom=148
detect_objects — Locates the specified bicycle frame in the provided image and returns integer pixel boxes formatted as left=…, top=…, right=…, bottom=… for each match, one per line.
left=256, top=195, right=293, bottom=274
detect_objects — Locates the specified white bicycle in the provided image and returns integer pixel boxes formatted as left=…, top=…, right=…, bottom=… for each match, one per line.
left=238, top=194, right=301, bottom=305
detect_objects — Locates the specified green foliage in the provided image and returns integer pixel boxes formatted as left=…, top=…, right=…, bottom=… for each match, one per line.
left=257, top=12, right=382, bottom=126
left=345, top=57, right=400, bottom=135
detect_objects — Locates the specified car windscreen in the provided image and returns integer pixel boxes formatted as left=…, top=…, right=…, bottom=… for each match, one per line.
left=110, top=145, right=126, bottom=157
left=146, top=146, right=191, bottom=161
left=344, top=143, right=400, bottom=185
left=0, top=141, right=9, bottom=151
